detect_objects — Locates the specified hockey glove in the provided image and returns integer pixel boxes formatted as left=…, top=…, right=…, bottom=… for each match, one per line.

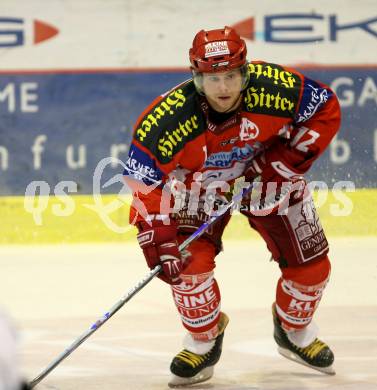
left=245, top=141, right=306, bottom=184
left=137, top=218, right=190, bottom=285
left=243, top=141, right=307, bottom=214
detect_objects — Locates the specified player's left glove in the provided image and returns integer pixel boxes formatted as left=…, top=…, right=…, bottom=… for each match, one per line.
left=243, top=141, right=307, bottom=215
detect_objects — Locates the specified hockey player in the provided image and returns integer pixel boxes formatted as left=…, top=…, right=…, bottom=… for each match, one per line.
left=123, top=26, right=341, bottom=386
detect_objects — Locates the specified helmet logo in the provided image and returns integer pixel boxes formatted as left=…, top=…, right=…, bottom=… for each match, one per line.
left=205, top=41, right=230, bottom=58
left=212, top=61, right=229, bottom=68
left=239, top=118, right=260, bottom=141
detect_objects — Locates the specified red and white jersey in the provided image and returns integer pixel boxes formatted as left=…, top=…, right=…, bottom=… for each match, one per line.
left=124, top=61, right=341, bottom=223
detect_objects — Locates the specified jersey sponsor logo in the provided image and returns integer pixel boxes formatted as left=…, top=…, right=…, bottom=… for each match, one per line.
left=173, top=281, right=220, bottom=328
left=0, top=17, right=59, bottom=47
left=204, top=41, right=230, bottom=58
left=296, top=82, right=330, bottom=123
left=299, top=230, right=328, bottom=252
left=292, top=198, right=329, bottom=261
left=123, top=144, right=163, bottom=185
left=173, top=284, right=217, bottom=308
left=244, top=86, right=296, bottom=116
left=176, top=207, right=212, bottom=233
left=135, top=88, right=187, bottom=142
left=288, top=299, right=318, bottom=312
left=157, top=114, right=199, bottom=158
left=204, top=144, right=256, bottom=168
left=239, top=117, right=259, bottom=140
left=244, top=63, right=301, bottom=117
left=248, top=63, right=299, bottom=89
left=179, top=308, right=220, bottom=329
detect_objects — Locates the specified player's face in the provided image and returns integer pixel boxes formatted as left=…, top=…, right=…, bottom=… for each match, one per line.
left=202, top=69, right=243, bottom=113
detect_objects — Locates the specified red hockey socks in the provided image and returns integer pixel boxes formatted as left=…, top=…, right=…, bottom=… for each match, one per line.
left=275, top=256, right=331, bottom=331
left=171, top=272, right=221, bottom=342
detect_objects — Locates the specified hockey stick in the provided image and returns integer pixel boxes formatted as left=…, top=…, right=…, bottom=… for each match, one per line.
left=28, top=181, right=255, bottom=388
left=29, top=177, right=296, bottom=388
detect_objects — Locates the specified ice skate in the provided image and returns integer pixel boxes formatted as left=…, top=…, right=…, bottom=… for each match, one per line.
left=272, top=304, right=335, bottom=375
left=168, top=312, right=229, bottom=388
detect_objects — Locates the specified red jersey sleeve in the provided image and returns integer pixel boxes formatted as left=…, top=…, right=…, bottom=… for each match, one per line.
left=286, top=70, right=341, bottom=171
left=123, top=81, right=203, bottom=224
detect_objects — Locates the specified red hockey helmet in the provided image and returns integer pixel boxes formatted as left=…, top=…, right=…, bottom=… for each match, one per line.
left=189, top=26, right=249, bottom=94
left=189, top=26, right=247, bottom=73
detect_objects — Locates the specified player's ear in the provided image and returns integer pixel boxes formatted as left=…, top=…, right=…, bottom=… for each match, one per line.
left=191, top=69, right=204, bottom=95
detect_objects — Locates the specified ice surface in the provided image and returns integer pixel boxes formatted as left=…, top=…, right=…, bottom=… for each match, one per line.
left=1, top=238, right=376, bottom=389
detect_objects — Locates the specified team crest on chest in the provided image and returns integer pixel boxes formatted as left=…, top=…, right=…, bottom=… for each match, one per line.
left=239, top=117, right=260, bottom=141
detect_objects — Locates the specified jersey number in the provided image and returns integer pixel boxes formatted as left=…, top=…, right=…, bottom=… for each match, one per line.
left=290, top=126, right=320, bottom=153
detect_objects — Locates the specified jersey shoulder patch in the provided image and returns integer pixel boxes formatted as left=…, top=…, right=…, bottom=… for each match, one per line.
left=134, top=80, right=206, bottom=164
left=243, top=61, right=302, bottom=118
left=295, top=78, right=333, bottom=123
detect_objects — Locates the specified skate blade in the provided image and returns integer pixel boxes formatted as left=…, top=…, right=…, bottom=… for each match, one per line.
left=168, top=366, right=214, bottom=388
left=278, top=347, right=336, bottom=376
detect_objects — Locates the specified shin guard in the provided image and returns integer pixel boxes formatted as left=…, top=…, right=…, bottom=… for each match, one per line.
left=171, top=272, right=221, bottom=342
left=275, top=256, right=331, bottom=331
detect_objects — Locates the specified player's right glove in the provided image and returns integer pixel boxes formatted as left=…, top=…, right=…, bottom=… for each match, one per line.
left=137, top=217, right=190, bottom=285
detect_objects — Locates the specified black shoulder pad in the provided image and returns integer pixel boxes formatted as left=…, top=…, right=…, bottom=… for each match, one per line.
left=243, top=62, right=302, bottom=118
left=135, top=80, right=206, bottom=164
